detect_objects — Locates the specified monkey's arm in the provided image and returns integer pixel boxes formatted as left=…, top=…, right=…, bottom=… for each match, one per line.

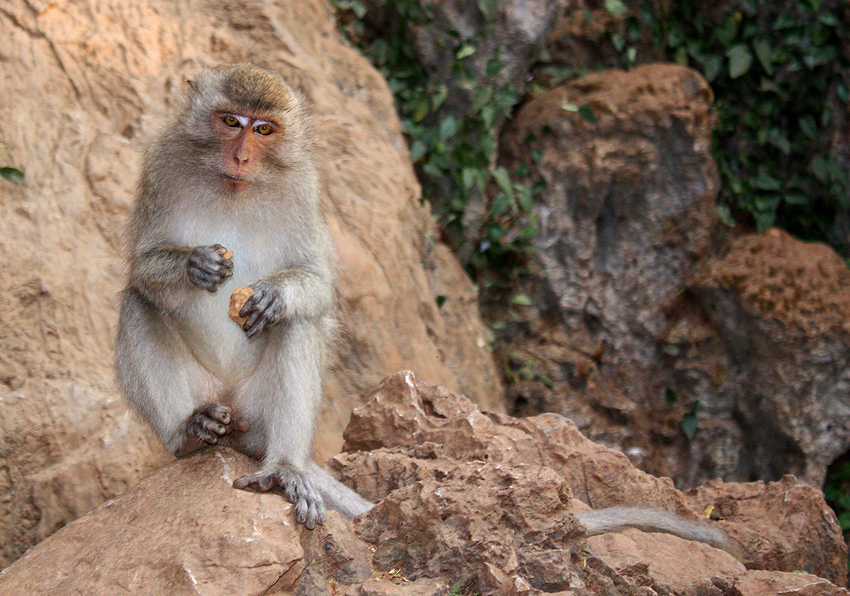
left=130, top=244, right=233, bottom=309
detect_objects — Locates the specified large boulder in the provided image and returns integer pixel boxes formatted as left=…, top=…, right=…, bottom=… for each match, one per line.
left=495, top=63, right=718, bottom=459
left=0, top=0, right=501, bottom=567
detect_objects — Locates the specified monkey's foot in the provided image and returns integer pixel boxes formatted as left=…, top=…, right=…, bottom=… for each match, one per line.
left=176, top=404, right=250, bottom=456
left=233, top=464, right=325, bottom=529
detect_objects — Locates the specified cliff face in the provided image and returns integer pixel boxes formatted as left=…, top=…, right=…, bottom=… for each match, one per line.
left=0, top=0, right=502, bottom=567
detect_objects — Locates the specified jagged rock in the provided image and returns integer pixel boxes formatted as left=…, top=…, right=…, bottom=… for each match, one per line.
left=0, top=0, right=501, bottom=567
left=1, top=373, right=847, bottom=594
left=685, top=474, right=848, bottom=585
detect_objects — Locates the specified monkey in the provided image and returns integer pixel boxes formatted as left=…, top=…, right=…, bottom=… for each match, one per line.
left=114, top=63, right=741, bottom=558
left=115, top=63, right=373, bottom=529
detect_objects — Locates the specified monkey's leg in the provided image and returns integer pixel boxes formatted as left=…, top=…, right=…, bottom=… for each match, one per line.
left=233, top=319, right=326, bottom=529
left=116, top=289, right=241, bottom=455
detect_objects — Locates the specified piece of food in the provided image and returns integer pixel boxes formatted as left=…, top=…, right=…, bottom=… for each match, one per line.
left=222, top=250, right=234, bottom=260
left=228, top=286, right=254, bottom=326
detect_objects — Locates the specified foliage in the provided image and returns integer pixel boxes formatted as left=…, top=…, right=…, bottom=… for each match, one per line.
left=0, top=141, right=24, bottom=183
left=626, top=0, right=850, bottom=251
left=332, top=0, right=542, bottom=295
left=824, top=458, right=850, bottom=566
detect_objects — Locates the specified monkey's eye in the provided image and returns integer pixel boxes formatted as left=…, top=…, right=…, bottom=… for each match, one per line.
left=223, top=115, right=241, bottom=127
left=255, top=123, right=274, bottom=136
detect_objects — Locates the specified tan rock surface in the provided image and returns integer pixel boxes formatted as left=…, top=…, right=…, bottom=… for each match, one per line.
left=0, top=0, right=501, bottom=567
left=0, top=449, right=312, bottom=595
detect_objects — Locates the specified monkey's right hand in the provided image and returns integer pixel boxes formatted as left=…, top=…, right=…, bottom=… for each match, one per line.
left=187, top=244, right=234, bottom=292
left=175, top=404, right=251, bottom=457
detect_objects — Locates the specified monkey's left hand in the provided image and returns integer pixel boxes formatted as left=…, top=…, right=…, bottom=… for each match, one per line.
left=233, top=465, right=325, bottom=529
left=238, top=280, right=286, bottom=338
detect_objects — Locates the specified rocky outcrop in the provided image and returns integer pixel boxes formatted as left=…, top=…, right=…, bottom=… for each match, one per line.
left=496, top=60, right=850, bottom=492
left=495, top=63, right=719, bottom=469
left=0, top=0, right=501, bottom=567
left=688, top=228, right=850, bottom=486
left=1, top=372, right=845, bottom=595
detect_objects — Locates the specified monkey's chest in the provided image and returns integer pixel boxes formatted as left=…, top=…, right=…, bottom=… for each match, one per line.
left=176, top=284, right=268, bottom=383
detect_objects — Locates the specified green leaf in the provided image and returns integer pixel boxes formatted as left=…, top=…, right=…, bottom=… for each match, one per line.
left=665, top=387, right=679, bottom=406
left=681, top=412, right=698, bottom=438
left=455, top=44, right=476, bottom=60
left=435, top=295, right=447, bottom=308
left=604, top=0, right=628, bottom=17
left=578, top=104, right=597, bottom=123
left=702, top=55, right=722, bottom=81
left=476, top=0, right=498, bottom=21
left=727, top=44, right=753, bottom=79
left=510, top=293, right=533, bottom=306
left=753, top=173, right=782, bottom=191
left=783, top=193, right=809, bottom=206
left=561, top=102, right=579, bottom=113
left=662, top=343, right=681, bottom=357
left=799, top=115, right=817, bottom=140
left=752, top=39, right=773, bottom=75
left=409, top=140, right=427, bottom=163
left=438, top=115, right=459, bottom=142
left=0, top=167, right=24, bottom=183
left=492, top=166, right=514, bottom=199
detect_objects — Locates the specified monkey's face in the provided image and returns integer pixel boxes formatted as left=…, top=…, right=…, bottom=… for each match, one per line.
left=212, top=111, right=284, bottom=191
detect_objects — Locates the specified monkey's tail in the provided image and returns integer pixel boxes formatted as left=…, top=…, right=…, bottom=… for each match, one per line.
left=306, top=461, right=375, bottom=520
left=575, top=506, right=742, bottom=559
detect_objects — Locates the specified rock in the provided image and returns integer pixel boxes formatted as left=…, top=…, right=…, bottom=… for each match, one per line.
left=689, top=228, right=850, bottom=487
left=0, top=449, right=321, bottom=595
left=497, top=61, right=850, bottom=494
left=336, top=372, right=847, bottom=592
left=495, top=63, right=718, bottom=455
left=733, top=570, right=850, bottom=596
left=0, top=0, right=501, bottom=567
left=2, top=373, right=847, bottom=595
left=586, top=529, right=744, bottom=594
left=339, top=371, right=697, bottom=516
left=685, top=475, right=848, bottom=585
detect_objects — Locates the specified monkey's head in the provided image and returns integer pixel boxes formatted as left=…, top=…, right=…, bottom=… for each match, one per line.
left=182, top=63, right=311, bottom=191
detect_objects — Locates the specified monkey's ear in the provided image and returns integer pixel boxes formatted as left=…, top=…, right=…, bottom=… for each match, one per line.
left=187, top=79, right=197, bottom=91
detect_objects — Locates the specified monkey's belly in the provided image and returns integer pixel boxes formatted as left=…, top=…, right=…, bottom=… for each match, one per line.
left=175, top=288, right=264, bottom=382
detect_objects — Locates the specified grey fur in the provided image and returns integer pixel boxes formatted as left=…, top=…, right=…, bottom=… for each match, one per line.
left=115, top=64, right=372, bottom=528
left=576, top=506, right=740, bottom=557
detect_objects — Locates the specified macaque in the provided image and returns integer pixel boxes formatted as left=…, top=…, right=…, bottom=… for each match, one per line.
left=115, top=63, right=372, bottom=529
left=115, top=62, right=739, bottom=557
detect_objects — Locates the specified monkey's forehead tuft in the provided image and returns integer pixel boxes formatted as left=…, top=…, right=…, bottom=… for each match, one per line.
left=219, top=65, right=297, bottom=115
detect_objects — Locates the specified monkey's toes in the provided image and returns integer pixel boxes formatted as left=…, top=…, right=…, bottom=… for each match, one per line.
left=233, top=472, right=275, bottom=492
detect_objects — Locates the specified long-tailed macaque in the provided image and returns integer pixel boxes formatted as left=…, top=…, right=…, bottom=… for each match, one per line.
left=115, top=62, right=738, bottom=556
left=115, top=63, right=372, bottom=529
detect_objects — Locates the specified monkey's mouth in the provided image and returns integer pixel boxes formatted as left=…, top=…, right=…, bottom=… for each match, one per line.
left=221, top=173, right=251, bottom=184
